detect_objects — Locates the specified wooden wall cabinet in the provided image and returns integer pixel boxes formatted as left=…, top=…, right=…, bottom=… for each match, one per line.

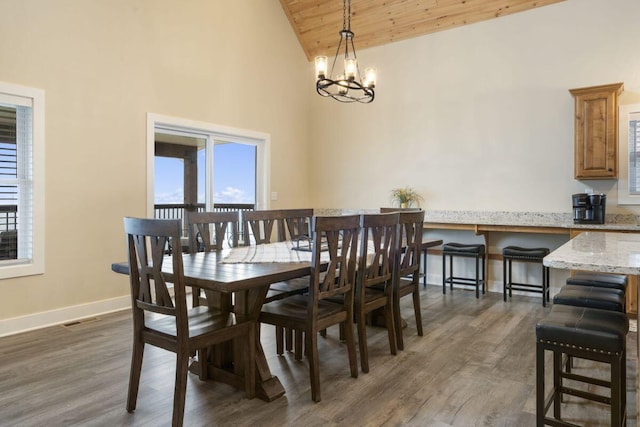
left=569, top=82, right=624, bottom=180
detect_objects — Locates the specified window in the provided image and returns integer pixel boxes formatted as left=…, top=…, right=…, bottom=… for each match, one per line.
left=0, top=82, right=44, bottom=278
left=147, top=113, right=269, bottom=219
left=618, top=104, right=640, bottom=205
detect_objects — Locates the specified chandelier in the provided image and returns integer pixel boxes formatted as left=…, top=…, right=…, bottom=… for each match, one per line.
left=314, top=0, right=376, bottom=103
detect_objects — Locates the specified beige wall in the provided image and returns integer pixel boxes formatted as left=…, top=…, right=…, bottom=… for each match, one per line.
left=308, top=0, right=640, bottom=213
left=2, top=0, right=640, bottom=330
left=0, top=0, right=310, bottom=323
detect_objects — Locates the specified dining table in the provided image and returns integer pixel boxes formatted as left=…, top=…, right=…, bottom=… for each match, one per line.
left=543, top=231, right=640, bottom=420
left=112, top=241, right=317, bottom=402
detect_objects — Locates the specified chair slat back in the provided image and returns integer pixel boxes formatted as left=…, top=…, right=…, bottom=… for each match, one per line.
left=124, top=217, right=187, bottom=325
left=279, top=208, right=313, bottom=241
left=360, top=213, right=400, bottom=289
left=186, top=211, right=239, bottom=253
left=242, top=210, right=285, bottom=245
left=397, top=210, right=425, bottom=276
left=310, top=215, right=360, bottom=301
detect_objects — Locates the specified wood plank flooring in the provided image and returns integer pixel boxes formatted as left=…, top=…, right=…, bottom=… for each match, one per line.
left=0, top=287, right=636, bottom=426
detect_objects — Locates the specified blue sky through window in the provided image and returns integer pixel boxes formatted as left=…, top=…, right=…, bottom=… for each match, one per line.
left=154, top=142, right=255, bottom=205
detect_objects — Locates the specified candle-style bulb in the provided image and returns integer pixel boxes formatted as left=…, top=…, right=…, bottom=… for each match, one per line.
left=315, top=56, right=328, bottom=79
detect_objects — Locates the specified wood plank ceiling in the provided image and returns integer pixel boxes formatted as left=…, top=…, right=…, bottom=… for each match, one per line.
left=279, top=0, right=566, bottom=61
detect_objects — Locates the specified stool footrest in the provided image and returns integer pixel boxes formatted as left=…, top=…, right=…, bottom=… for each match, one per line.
left=444, top=276, right=484, bottom=285
left=505, top=282, right=546, bottom=293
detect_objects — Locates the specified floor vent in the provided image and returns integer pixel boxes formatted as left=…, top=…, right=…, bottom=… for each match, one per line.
left=62, top=317, right=99, bottom=328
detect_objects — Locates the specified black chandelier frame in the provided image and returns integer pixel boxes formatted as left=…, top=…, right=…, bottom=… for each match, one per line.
left=315, top=1, right=375, bottom=104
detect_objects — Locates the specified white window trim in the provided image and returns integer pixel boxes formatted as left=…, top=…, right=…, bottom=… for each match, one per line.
left=618, top=103, right=640, bottom=205
left=146, top=113, right=270, bottom=217
left=0, top=81, right=45, bottom=279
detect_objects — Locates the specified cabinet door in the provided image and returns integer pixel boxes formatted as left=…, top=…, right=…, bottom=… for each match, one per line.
left=570, top=83, right=623, bottom=179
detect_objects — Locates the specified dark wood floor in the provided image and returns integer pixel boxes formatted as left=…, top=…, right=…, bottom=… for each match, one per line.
left=0, top=287, right=636, bottom=426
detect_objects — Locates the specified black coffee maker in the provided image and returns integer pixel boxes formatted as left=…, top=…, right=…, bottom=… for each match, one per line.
left=572, top=193, right=606, bottom=224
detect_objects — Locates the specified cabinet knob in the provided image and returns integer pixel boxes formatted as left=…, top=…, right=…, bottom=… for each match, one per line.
left=608, top=168, right=613, bottom=172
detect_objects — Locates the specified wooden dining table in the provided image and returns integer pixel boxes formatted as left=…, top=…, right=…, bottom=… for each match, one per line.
left=112, top=245, right=314, bottom=402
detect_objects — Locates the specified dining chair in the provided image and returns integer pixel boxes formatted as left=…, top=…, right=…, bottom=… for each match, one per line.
left=279, top=208, right=313, bottom=240
left=259, top=214, right=360, bottom=402
left=355, top=212, right=400, bottom=372
left=185, top=211, right=240, bottom=307
left=264, top=209, right=314, bottom=357
left=391, top=210, right=425, bottom=350
left=242, top=209, right=285, bottom=245
left=123, top=217, right=255, bottom=427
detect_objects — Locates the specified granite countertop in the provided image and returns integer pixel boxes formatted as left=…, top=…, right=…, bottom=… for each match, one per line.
left=423, top=210, right=640, bottom=231
left=312, top=209, right=640, bottom=231
left=543, top=231, right=640, bottom=274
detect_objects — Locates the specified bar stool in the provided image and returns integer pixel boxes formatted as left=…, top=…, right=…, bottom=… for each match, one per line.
left=536, top=304, right=628, bottom=426
left=553, top=284, right=625, bottom=313
left=442, top=242, right=485, bottom=298
left=567, top=271, right=628, bottom=294
left=502, top=246, right=550, bottom=306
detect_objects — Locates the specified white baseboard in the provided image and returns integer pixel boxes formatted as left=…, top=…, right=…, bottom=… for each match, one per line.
left=0, top=295, right=130, bottom=338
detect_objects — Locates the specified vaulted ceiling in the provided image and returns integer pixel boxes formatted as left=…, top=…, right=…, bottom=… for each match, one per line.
left=279, top=0, right=566, bottom=60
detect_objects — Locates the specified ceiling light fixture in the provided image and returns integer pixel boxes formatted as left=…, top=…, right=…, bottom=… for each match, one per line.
left=314, top=0, right=376, bottom=103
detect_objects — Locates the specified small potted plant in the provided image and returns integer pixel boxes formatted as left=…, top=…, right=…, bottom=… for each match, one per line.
left=390, top=187, right=423, bottom=208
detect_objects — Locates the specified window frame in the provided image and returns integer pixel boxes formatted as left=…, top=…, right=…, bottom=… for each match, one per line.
left=0, top=81, right=45, bottom=279
left=618, top=103, right=640, bottom=205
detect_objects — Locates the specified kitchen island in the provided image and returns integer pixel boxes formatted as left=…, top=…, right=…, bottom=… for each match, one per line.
left=543, top=231, right=640, bottom=423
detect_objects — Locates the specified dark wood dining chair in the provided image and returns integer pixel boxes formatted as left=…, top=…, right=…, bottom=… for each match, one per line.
left=259, top=215, right=360, bottom=402
left=185, top=211, right=240, bottom=307
left=392, top=210, right=425, bottom=350
left=355, top=212, right=400, bottom=372
left=242, top=209, right=284, bottom=245
left=123, top=217, right=255, bottom=427
left=263, top=209, right=314, bottom=356
left=279, top=208, right=313, bottom=240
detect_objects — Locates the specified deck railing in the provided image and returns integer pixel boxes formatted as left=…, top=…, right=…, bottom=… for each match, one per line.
left=154, top=203, right=255, bottom=240
left=0, top=204, right=17, bottom=232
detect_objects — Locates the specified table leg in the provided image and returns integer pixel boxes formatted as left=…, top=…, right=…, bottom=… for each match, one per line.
left=203, top=285, right=285, bottom=401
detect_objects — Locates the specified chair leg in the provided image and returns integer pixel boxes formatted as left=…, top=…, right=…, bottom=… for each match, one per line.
left=356, top=307, right=369, bottom=373
left=475, top=255, right=480, bottom=299
left=553, top=350, right=562, bottom=419
left=127, top=339, right=144, bottom=413
left=422, top=249, right=427, bottom=288
left=542, top=264, right=549, bottom=307
left=385, top=301, right=397, bottom=356
left=450, top=255, right=454, bottom=291
left=294, top=330, right=304, bottom=360
left=307, top=328, right=321, bottom=402
left=275, top=326, right=284, bottom=355
left=481, top=254, right=486, bottom=294
left=503, top=257, right=507, bottom=302
left=343, top=319, right=358, bottom=379
left=394, top=291, right=404, bottom=351
left=442, top=253, right=447, bottom=294
left=413, top=286, right=423, bottom=336
left=285, top=327, right=293, bottom=351
left=173, top=351, right=190, bottom=427
left=536, top=342, right=545, bottom=427
left=197, top=347, right=208, bottom=381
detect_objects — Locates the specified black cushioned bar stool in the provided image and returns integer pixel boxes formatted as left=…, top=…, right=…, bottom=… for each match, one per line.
left=567, top=272, right=628, bottom=294
left=553, top=283, right=626, bottom=376
left=502, top=246, right=550, bottom=307
left=536, top=304, right=628, bottom=427
left=553, top=285, right=626, bottom=313
left=442, top=243, right=485, bottom=298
